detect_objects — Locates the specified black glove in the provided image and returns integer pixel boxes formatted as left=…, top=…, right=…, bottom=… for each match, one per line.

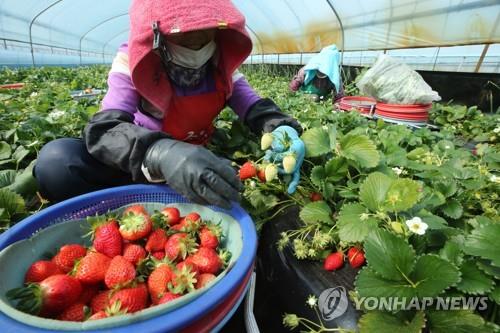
left=244, top=98, right=303, bottom=135
left=143, top=139, right=242, bottom=209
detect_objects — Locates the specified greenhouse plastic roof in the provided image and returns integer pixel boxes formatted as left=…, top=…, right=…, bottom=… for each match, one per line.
left=0, top=0, right=499, bottom=72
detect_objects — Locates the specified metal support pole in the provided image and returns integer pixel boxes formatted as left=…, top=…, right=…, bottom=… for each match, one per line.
left=29, top=0, right=63, bottom=66
left=475, top=44, right=490, bottom=73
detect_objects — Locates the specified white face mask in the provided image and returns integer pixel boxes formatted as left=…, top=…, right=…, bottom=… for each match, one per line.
left=166, top=40, right=216, bottom=69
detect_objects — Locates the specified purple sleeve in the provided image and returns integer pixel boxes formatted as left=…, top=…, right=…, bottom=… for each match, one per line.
left=227, top=77, right=262, bottom=119
left=101, top=72, right=140, bottom=114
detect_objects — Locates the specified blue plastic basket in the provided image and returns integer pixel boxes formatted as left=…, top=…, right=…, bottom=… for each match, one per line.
left=0, top=184, right=258, bottom=333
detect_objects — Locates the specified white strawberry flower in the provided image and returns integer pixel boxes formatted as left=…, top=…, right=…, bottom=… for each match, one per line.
left=490, top=175, right=500, bottom=183
left=307, top=295, right=318, bottom=308
left=392, top=167, right=403, bottom=175
left=494, top=127, right=500, bottom=134
left=405, top=217, right=428, bottom=235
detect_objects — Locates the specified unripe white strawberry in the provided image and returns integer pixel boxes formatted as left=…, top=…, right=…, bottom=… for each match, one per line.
left=282, top=155, right=297, bottom=174
left=265, top=164, right=278, bottom=182
left=261, top=133, right=274, bottom=150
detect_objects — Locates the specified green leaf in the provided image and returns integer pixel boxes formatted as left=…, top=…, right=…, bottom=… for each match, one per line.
left=434, top=180, right=457, bottom=198
left=383, top=178, right=421, bottom=212
left=0, top=188, right=25, bottom=217
left=359, top=311, right=425, bottom=333
left=0, top=170, right=16, bottom=188
left=411, top=255, right=461, bottom=297
left=0, top=141, right=12, bottom=160
left=299, top=201, right=333, bottom=225
left=439, top=239, right=464, bottom=266
left=301, top=127, right=331, bottom=157
left=337, top=203, right=379, bottom=243
left=359, top=172, right=393, bottom=212
left=355, top=267, right=416, bottom=301
left=407, top=147, right=428, bottom=160
left=456, top=260, right=494, bottom=295
left=384, top=146, right=408, bottom=167
left=310, top=165, right=325, bottom=187
left=364, top=229, right=416, bottom=281
left=427, top=310, right=489, bottom=333
left=339, top=133, right=380, bottom=168
left=476, top=260, right=500, bottom=279
left=442, top=199, right=463, bottom=219
left=7, top=161, right=38, bottom=196
left=419, top=210, right=449, bottom=230
left=324, top=157, right=348, bottom=181
left=464, top=224, right=500, bottom=267
left=489, top=285, right=500, bottom=304
left=12, top=145, right=29, bottom=164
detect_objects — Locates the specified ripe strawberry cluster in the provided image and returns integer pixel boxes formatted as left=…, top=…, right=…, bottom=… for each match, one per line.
left=7, top=204, right=228, bottom=322
left=323, top=247, right=366, bottom=271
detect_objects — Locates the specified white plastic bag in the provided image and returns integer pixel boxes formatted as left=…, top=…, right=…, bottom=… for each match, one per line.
left=357, top=54, right=441, bottom=104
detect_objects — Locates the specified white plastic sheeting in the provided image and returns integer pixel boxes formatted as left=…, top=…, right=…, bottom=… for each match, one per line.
left=0, top=0, right=498, bottom=72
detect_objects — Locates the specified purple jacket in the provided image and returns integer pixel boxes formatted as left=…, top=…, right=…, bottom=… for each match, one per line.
left=101, top=43, right=261, bottom=131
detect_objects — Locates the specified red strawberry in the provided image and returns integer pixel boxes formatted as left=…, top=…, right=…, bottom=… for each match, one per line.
left=25, top=260, right=63, bottom=283
left=239, top=161, right=257, bottom=180
left=104, top=256, right=136, bottom=289
left=145, top=229, right=168, bottom=252
left=310, top=192, right=323, bottom=202
left=165, top=233, right=197, bottom=261
left=148, top=264, right=173, bottom=304
left=119, top=206, right=153, bottom=241
left=196, top=273, right=216, bottom=289
left=324, top=252, right=344, bottom=271
left=177, top=259, right=199, bottom=279
left=123, top=243, right=146, bottom=266
left=152, top=251, right=166, bottom=260
left=173, top=213, right=201, bottom=233
left=91, top=218, right=122, bottom=258
left=257, top=168, right=266, bottom=182
left=158, top=292, right=181, bottom=304
left=161, top=207, right=181, bottom=226
left=199, top=225, right=221, bottom=249
left=170, top=264, right=198, bottom=294
left=90, top=290, right=112, bottom=313
left=57, top=303, right=88, bottom=321
left=109, top=283, right=149, bottom=313
left=189, top=247, right=222, bottom=275
left=88, top=311, right=107, bottom=320
left=52, top=244, right=87, bottom=273
left=78, top=284, right=99, bottom=304
left=7, top=274, right=82, bottom=316
left=347, top=247, right=366, bottom=268
left=75, top=252, right=112, bottom=284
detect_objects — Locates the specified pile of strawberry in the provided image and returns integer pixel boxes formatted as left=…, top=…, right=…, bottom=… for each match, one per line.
left=7, top=204, right=229, bottom=322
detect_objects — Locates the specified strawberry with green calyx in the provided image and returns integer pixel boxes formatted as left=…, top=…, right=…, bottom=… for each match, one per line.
left=264, top=164, right=278, bottom=182
left=257, top=168, right=266, bottom=182
left=25, top=260, right=63, bottom=283
left=196, top=273, right=216, bottom=289
left=90, top=290, right=112, bottom=313
left=145, top=228, right=168, bottom=252
left=74, top=251, right=112, bottom=284
left=57, top=303, right=90, bottom=322
left=7, top=274, right=82, bottom=316
left=310, top=192, right=322, bottom=202
left=324, top=252, right=344, bottom=271
left=218, top=249, right=232, bottom=269
left=88, top=301, right=127, bottom=320
left=104, top=255, right=136, bottom=289
left=119, top=205, right=153, bottom=241
left=168, top=264, right=198, bottom=295
left=189, top=247, right=223, bottom=275
left=109, top=283, right=149, bottom=313
left=158, top=292, right=181, bottom=304
left=177, top=258, right=199, bottom=280
left=261, top=132, right=274, bottom=150
left=199, top=223, right=222, bottom=249
left=52, top=244, right=87, bottom=273
left=172, top=212, right=202, bottom=233
left=122, top=243, right=146, bottom=266
left=282, top=154, right=297, bottom=174
left=347, top=247, right=365, bottom=268
left=165, top=233, right=197, bottom=261
left=239, top=161, right=257, bottom=180
left=148, top=263, right=174, bottom=304
left=86, top=215, right=123, bottom=258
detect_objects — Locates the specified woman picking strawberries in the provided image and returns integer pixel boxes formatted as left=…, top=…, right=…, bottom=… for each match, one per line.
left=35, top=0, right=304, bottom=208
